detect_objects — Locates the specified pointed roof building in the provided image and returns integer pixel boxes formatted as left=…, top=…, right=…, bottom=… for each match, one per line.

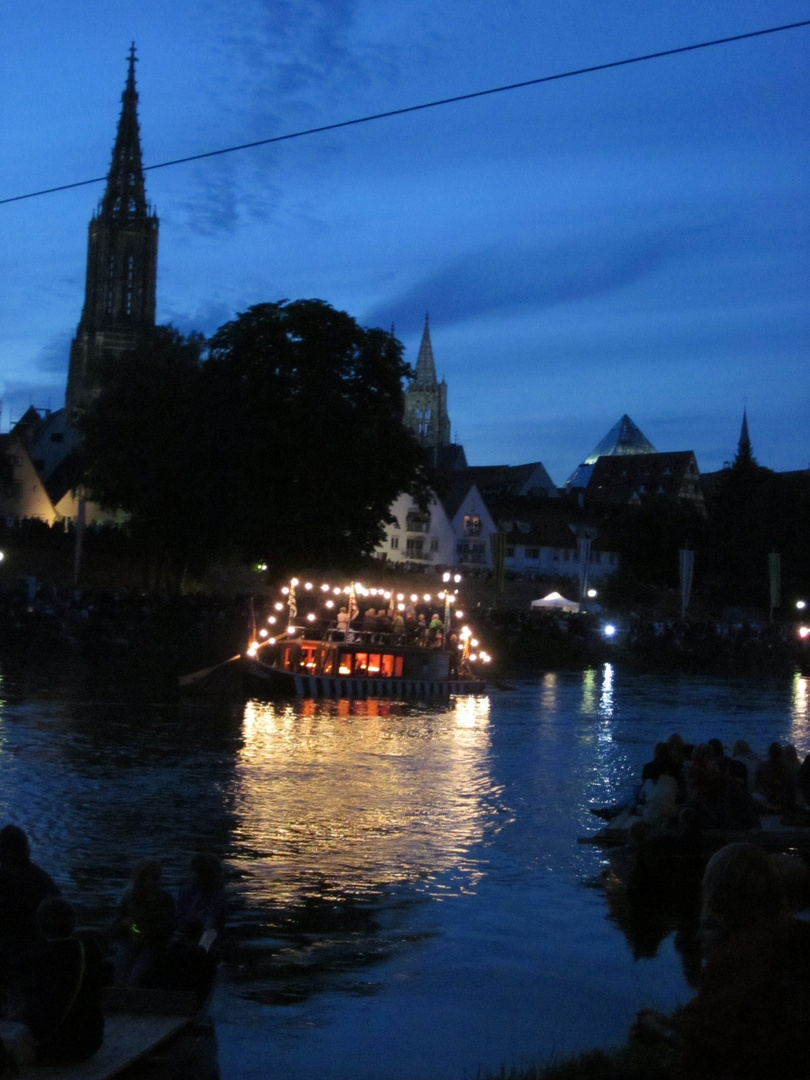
left=566, top=414, right=657, bottom=489
left=65, top=44, right=158, bottom=412
left=403, top=315, right=452, bottom=462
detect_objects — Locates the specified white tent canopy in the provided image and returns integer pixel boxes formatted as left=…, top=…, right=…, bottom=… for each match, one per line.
left=531, top=591, right=579, bottom=613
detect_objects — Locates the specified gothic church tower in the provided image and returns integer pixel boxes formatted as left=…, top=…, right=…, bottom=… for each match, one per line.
left=66, top=45, right=158, bottom=412
left=403, top=316, right=451, bottom=458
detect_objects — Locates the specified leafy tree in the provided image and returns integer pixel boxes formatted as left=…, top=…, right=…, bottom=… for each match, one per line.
left=78, top=302, right=426, bottom=583
left=202, top=299, right=426, bottom=571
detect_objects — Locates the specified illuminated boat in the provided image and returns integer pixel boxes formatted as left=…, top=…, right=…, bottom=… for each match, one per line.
left=244, top=577, right=489, bottom=699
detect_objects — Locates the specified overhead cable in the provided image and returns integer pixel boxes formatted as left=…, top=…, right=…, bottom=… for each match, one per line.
left=2, top=19, right=809, bottom=206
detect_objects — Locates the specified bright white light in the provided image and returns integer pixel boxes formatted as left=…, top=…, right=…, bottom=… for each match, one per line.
left=455, top=610, right=463, bottom=619
left=424, top=593, right=431, bottom=602
left=259, top=629, right=268, bottom=638
left=410, top=594, right=418, bottom=602
left=290, top=578, right=299, bottom=587
left=798, top=600, right=807, bottom=611
left=306, top=613, right=316, bottom=622
left=800, top=626, right=810, bottom=639
left=287, top=626, right=296, bottom=636
left=443, top=572, right=451, bottom=582
left=325, top=600, right=334, bottom=609
left=321, top=584, right=330, bottom=592
left=604, top=624, right=617, bottom=637
left=304, top=582, right=312, bottom=590
left=281, top=587, right=289, bottom=595
left=268, top=616, right=276, bottom=624
left=587, top=588, right=597, bottom=598
left=274, top=602, right=284, bottom=611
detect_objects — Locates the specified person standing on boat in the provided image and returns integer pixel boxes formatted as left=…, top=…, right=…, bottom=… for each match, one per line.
left=336, top=607, right=349, bottom=636
left=428, top=613, right=444, bottom=647
left=362, top=608, right=377, bottom=640
left=392, top=610, right=405, bottom=641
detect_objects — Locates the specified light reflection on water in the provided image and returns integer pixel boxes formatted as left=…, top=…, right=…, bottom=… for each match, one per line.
left=234, top=695, right=497, bottom=909
left=0, top=664, right=808, bottom=1078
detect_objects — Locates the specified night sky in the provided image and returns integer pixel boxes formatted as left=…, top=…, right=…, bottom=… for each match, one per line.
left=2, top=1, right=808, bottom=486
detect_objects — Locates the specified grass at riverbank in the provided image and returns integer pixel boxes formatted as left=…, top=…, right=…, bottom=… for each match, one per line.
left=480, top=1038, right=676, bottom=1079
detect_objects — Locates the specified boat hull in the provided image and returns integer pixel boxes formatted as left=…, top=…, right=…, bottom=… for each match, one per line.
left=245, top=657, right=485, bottom=699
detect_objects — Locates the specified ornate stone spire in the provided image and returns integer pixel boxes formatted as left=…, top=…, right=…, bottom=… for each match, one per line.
left=66, top=45, right=158, bottom=412
left=403, top=313, right=451, bottom=454
left=100, top=44, right=149, bottom=224
left=413, top=314, right=438, bottom=389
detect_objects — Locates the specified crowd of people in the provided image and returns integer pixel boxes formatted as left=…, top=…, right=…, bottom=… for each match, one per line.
left=334, top=605, right=450, bottom=649
left=592, top=733, right=810, bottom=833
left=633, top=840, right=810, bottom=1079
left=0, top=825, right=225, bottom=1068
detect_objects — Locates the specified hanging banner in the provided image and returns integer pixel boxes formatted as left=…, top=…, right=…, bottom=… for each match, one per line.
left=489, top=532, right=506, bottom=604
left=768, top=551, right=781, bottom=619
left=577, top=536, right=592, bottom=604
left=679, top=548, right=694, bottom=620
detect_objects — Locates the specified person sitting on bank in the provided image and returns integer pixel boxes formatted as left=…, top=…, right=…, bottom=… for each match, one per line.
left=753, top=742, right=797, bottom=813
left=0, top=824, right=61, bottom=1006
left=634, top=841, right=810, bottom=1079
left=112, top=858, right=176, bottom=988
left=169, top=853, right=226, bottom=1004
left=16, top=896, right=105, bottom=1065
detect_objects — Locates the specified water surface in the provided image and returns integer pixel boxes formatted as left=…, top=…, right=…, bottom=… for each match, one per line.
left=0, top=665, right=807, bottom=1078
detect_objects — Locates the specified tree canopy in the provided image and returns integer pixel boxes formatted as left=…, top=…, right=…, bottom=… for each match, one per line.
left=77, top=301, right=426, bottom=584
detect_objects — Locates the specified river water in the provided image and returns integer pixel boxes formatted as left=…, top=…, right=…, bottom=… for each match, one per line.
left=1, top=664, right=808, bottom=1078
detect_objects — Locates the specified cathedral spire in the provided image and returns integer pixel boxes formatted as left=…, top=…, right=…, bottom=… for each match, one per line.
left=100, top=44, right=149, bottom=224
left=66, top=45, right=158, bottom=412
left=413, top=314, right=438, bottom=389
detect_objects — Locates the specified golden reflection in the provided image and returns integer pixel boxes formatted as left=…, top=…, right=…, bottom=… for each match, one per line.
left=540, top=672, right=558, bottom=712
left=599, top=663, right=614, bottom=719
left=453, top=694, right=490, bottom=730
left=791, top=673, right=809, bottom=741
left=233, top=696, right=496, bottom=908
left=580, top=668, right=597, bottom=717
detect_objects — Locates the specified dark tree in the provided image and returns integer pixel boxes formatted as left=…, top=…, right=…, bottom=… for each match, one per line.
left=78, top=303, right=426, bottom=583
left=203, top=299, right=426, bottom=571
left=76, top=325, right=209, bottom=587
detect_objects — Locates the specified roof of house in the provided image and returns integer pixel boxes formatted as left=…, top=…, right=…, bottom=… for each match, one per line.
left=584, top=450, right=703, bottom=505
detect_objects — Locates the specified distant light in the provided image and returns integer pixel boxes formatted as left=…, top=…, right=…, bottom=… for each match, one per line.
left=274, top=602, right=283, bottom=611
left=290, top=578, right=299, bottom=587
left=798, top=600, right=807, bottom=611
left=0, top=551, right=4, bottom=562
left=424, top=593, right=431, bottom=602
left=604, top=624, right=617, bottom=637
left=325, top=600, right=334, bottom=609
left=587, top=588, right=597, bottom=598
left=454, top=574, right=462, bottom=583
left=268, top=616, right=276, bottom=624
left=321, top=584, right=330, bottom=592
left=306, top=613, right=316, bottom=622
left=800, top=626, right=810, bottom=639
left=410, top=594, right=418, bottom=602
left=443, top=572, right=451, bottom=582
left=287, top=626, right=296, bottom=636
left=259, top=629, right=268, bottom=638
left=281, top=587, right=289, bottom=595
left=304, top=582, right=313, bottom=590
left=455, top=610, right=463, bottom=619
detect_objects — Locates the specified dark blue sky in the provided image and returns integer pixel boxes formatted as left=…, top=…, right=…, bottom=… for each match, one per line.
left=2, top=0, right=808, bottom=485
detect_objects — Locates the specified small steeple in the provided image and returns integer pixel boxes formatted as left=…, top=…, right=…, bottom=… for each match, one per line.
left=100, top=43, right=149, bottom=224
left=734, top=408, right=756, bottom=466
left=413, top=314, right=438, bottom=389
